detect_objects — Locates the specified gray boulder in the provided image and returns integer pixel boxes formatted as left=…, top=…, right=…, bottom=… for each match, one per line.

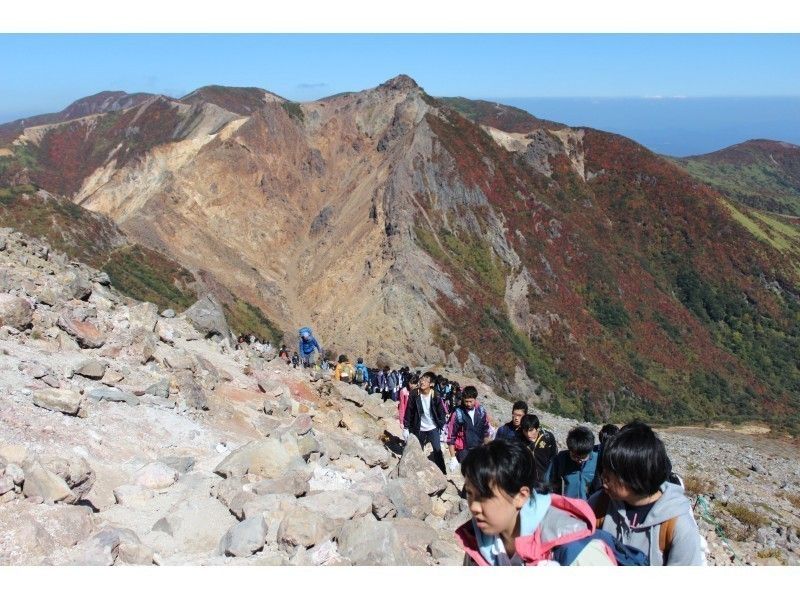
left=144, top=378, right=170, bottom=399
left=74, top=359, right=107, bottom=379
left=277, top=506, right=336, bottom=548
left=336, top=517, right=410, bottom=565
left=87, top=386, right=140, bottom=406
left=183, top=295, right=232, bottom=341
left=298, top=490, right=372, bottom=522
left=392, top=434, right=448, bottom=496
left=56, top=306, right=105, bottom=348
left=218, top=516, right=268, bottom=557
left=113, top=484, right=154, bottom=506
left=385, top=478, right=432, bottom=520
left=134, top=462, right=179, bottom=490
left=251, top=469, right=312, bottom=497
left=22, top=461, right=74, bottom=503
left=0, top=293, right=33, bottom=329
left=40, top=455, right=95, bottom=502
left=214, top=439, right=305, bottom=480
left=172, top=370, right=208, bottom=410
left=32, top=388, right=83, bottom=416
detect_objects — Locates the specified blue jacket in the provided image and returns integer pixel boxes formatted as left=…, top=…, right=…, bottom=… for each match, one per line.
left=545, top=449, right=600, bottom=500
left=495, top=422, right=519, bottom=442
left=298, top=328, right=321, bottom=357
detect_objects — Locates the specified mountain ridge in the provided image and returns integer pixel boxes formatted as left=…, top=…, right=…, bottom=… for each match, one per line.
left=1, top=76, right=799, bottom=432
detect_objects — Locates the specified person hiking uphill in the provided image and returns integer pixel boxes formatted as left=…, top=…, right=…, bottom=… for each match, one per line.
left=545, top=426, right=600, bottom=499
left=446, top=385, right=490, bottom=471
left=494, top=401, right=529, bottom=442
left=402, top=371, right=447, bottom=473
left=397, top=374, right=419, bottom=431
left=298, top=326, right=322, bottom=367
left=454, top=440, right=616, bottom=566
left=354, top=358, right=369, bottom=388
left=518, top=414, right=558, bottom=483
left=588, top=422, right=704, bottom=566
left=334, top=355, right=355, bottom=382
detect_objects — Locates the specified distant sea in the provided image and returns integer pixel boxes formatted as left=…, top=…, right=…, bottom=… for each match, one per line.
left=495, top=97, right=800, bottom=158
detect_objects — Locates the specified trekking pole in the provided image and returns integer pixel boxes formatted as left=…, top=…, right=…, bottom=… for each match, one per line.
left=695, top=495, right=741, bottom=564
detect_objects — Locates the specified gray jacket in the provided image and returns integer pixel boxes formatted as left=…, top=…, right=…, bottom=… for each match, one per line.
left=589, top=482, right=703, bottom=565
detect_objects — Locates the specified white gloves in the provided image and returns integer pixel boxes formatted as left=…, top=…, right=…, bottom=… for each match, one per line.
left=402, top=429, right=410, bottom=441
left=448, top=457, right=460, bottom=473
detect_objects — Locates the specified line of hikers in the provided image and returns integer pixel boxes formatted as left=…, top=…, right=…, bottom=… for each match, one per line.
left=372, top=367, right=705, bottom=566
left=281, top=329, right=706, bottom=566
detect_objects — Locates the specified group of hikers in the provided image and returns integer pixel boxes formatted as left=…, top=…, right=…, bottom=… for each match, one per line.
left=279, top=327, right=706, bottom=566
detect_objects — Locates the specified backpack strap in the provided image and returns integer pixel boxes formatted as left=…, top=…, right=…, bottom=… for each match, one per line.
left=658, top=517, right=677, bottom=561
left=592, top=490, right=610, bottom=529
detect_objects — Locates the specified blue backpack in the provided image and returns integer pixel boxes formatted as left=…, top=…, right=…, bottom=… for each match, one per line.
left=551, top=529, right=650, bottom=566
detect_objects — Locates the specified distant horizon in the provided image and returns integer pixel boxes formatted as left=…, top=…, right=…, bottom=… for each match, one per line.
left=3, top=85, right=799, bottom=158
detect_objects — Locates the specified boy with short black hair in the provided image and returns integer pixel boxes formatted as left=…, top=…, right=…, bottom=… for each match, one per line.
left=545, top=426, right=599, bottom=499
left=494, top=400, right=528, bottom=442
left=446, top=385, right=490, bottom=470
left=518, top=414, right=558, bottom=482
left=402, top=370, right=447, bottom=473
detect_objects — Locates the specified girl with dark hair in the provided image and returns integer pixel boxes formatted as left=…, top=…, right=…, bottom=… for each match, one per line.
left=588, top=421, right=704, bottom=565
left=455, top=440, right=616, bottom=566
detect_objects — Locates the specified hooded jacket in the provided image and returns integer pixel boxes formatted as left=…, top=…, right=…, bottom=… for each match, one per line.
left=545, top=449, right=600, bottom=500
left=588, top=482, right=703, bottom=565
left=298, top=331, right=321, bottom=357
left=455, top=493, right=616, bottom=566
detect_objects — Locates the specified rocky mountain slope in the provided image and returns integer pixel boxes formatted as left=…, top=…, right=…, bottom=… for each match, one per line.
left=1, top=228, right=799, bottom=565
left=1, top=76, right=799, bottom=434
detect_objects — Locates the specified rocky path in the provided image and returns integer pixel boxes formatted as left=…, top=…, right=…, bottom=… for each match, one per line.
left=1, top=227, right=798, bottom=565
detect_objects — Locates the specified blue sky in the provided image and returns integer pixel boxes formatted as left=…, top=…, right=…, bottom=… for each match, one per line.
left=1, top=34, right=799, bottom=122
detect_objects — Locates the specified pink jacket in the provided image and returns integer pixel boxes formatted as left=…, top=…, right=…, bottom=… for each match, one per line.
left=398, top=387, right=409, bottom=426
left=455, top=494, right=616, bottom=566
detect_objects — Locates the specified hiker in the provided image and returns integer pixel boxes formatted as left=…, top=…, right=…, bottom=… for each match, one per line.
left=402, top=370, right=447, bottom=473
left=388, top=369, right=401, bottom=401
left=588, top=422, right=704, bottom=565
left=545, top=426, right=600, bottom=499
left=494, top=400, right=528, bottom=442
left=291, top=351, right=300, bottom=368
left=279, top=345, right=289, bottom=363
left=298, top=326, right=322, bottom=367
left=454, top=440, right=616, bottom=566
left=518, top=414, right=558, bottom=483
left=397, top=374, right=419, bottom=432
left=334, top=354, right=355, bottom=382
left=591, top=423, right=620, bottom=494
left=378, top=365, right=392, bottom=402
left=353, top=357, right=369, bottom=388
left=446, top=385, right=490, bottom=471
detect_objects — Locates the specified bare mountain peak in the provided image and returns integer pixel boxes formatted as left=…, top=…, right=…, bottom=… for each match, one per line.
left=61, top=91, right=157, bottom=119
left=378, top=74, right=421, bottom=92
left=180, top=85, right=287, bottom=115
